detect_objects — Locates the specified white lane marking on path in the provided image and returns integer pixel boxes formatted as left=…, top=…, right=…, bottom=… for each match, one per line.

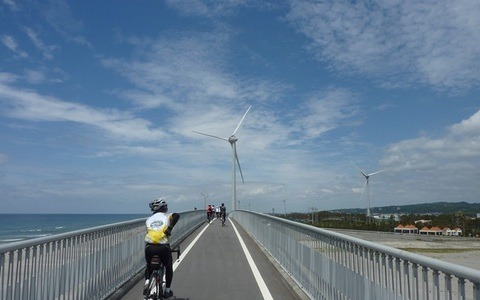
left=229, top=218, right=274, bottom=300
left=172, top=223, right=210, bottom=271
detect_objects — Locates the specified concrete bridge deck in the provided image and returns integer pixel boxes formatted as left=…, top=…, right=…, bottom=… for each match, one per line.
left=120, top=217, right=307, bottom=300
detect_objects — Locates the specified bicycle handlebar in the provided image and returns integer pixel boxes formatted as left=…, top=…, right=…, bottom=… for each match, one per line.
left=171, top=246, right=181, bottom=260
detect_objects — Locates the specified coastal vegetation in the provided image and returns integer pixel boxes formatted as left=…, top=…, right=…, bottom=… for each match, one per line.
left=279, top=202, right=480, bottom=237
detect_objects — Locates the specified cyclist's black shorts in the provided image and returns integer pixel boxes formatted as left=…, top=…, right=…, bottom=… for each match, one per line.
left=145, top=243, right=171, bottom=267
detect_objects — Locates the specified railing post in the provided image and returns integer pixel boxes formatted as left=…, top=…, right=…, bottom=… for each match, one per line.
left=444, top=273, right=452, bottom=300
left=422, top=266, right=430, bottom=300
left=412, top=263, right=419, bottom=300
left=458, top=277, right=466, bottom=300
left=403, top=260, right=411, bottom=299
left=474, top=282, right=480, bottom=300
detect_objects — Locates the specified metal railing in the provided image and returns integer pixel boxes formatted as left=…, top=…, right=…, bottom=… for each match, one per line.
left=231, top=210, right=480, bottom=300
left=0, top=210, right=205, bottom=300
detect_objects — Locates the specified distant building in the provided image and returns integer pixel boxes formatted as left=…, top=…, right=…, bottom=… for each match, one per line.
left=414, top=219, right=431, bottom=225
left=443, top=227, right=462, bottom=236
left=374, top=213, right=399, bottom=221
left=419, top=226, right=443, bottom=235
left=395, top=224, right=462, bottom=236
left=394, top=224, right=418, bottom=234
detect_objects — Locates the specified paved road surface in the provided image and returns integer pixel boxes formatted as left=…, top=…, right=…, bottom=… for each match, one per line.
left=120, top=217, right=306, bottom=300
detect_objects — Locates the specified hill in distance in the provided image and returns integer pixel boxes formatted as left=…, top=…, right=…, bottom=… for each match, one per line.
left=332, top=201, right=480, bottom=215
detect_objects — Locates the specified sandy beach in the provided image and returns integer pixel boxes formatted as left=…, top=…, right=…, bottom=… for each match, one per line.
left=328, top=229, right=480, bottom=271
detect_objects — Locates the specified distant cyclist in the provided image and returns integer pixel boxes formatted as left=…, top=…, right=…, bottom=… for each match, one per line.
left=206, top=204, right=213, bottom=223
left=220, top=203, right=227, bottom=225
left=144, top=198, right=180, bottom=299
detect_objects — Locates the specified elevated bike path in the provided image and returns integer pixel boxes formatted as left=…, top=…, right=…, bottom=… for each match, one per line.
left=120, top=217, right=306, bottom=300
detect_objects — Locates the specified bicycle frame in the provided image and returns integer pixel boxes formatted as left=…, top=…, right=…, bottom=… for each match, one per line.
left=144, top=247, right=181, bottom=300
left=221, top=213, right=226, bottom=226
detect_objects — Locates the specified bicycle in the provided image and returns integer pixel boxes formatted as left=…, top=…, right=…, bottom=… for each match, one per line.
left=206, top=211, right=211, bottom=223
left=144, top=246, right=181, bottom=300
left=221, top=213, right=226, bottom=226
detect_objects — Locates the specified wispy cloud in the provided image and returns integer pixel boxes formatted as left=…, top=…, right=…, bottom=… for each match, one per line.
left=2, top=0, right=18, bottom=11
left=286, top=1, right=480, bottom=90
left=294, top=88, right=359, bottom=139
left=41, top=0, right=92, bottom=47
left=165, top=0, right=248, bottom=17
left=1, top=35, right=28, bottom=58
left=23, top=27, right=57, bottom=60
left=101, top=32, right=242, bottom=109
left=0, top=80, right=167, bottom=142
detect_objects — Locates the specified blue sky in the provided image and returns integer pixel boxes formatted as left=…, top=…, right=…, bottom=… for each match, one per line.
left=1, top=0, right=479, bottom=214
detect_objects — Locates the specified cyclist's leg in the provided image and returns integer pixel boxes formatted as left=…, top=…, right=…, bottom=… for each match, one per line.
left=159, top=244, right=174, bottom=289
left=144, top=244, right=155, bottom=295
left=144, top=244, right=154, bottom=281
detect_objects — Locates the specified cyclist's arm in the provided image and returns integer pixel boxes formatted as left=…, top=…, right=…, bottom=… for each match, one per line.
left=169, top=213, right=180, bottom=228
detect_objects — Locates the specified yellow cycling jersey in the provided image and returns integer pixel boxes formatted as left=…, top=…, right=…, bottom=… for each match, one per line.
left=145, top=212, right=171, bottom=244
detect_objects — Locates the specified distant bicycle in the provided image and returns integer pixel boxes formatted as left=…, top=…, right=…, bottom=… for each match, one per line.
left=219, top=203, right=227, bottom=226
left=144, top=246, right=181, bottom=300
left=221, top=213, right=226, bottom=226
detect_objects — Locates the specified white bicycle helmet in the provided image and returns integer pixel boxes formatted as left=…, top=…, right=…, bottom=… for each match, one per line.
left=149, top=198, right=168, bottom=212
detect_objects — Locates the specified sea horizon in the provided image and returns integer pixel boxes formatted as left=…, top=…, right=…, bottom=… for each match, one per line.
left=0, top=213, right=147, bottom=244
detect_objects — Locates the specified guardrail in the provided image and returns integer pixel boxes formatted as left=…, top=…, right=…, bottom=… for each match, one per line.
left=231, top=210, right=480, bottom=300
left=0, top=210, right=205, bottom=300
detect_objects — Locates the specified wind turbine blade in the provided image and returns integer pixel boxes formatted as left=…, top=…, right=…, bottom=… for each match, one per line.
left=192, top=130, right=228, bottom=141
left=233, top=145, right=245, bottom=183
left=351, top=162, right=368, bottom=178
left=232, top=106, right=251, bottom=136
left=368, top=170, right=385, bottom=177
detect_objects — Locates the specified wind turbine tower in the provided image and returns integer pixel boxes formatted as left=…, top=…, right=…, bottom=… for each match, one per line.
left=193, top=106, right=251, bottom=211
left=201, top=189, right=208, bottom=210
left=353, top=163, right=384, bottom=218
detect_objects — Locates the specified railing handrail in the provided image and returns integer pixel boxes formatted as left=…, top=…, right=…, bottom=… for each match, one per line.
left=0, top=210, right=206, bottom=300
left=0, top=217, right=146, bottom=253
left=232, top=210, right=480, bottom=300
left=248, top=210, right=480, bottom=282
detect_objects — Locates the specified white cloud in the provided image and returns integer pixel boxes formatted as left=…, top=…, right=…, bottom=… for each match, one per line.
left=380, top=108, right=480, bottom=203
left=0, top=81, right=167, bottom=141
left=286, top=0, right=480, bottom=90
left=2, top=0, right=18, bottom=11
left=23, top=27, right=56, bottom=60
left=41, top=0, right=92, bottom=47
left=450, top=110, right=480, bottom=137
left=294, top=88, right=359, bottom=139
left=1, top=35, right=28, bottom=58
left=165, top=0, right=247, bottom=17
left=24, top=69, right=47, bottom=84
left=101, top=32, right=243, bottom=110
left=384, top=110, right=480, bottom=167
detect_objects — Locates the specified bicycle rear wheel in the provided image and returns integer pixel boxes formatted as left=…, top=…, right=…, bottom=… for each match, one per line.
left=145, top=273, right=163, bottom=300
left=155, top=272, right=163, bottom=299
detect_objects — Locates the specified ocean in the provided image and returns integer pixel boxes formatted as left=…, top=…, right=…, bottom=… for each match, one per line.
left=0, top=214, right=147, bottom=244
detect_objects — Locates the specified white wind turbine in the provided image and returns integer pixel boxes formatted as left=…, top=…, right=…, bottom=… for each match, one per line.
left=353, top=163, right=384, bottom=218
left=193, top=106, right=251, bottom=211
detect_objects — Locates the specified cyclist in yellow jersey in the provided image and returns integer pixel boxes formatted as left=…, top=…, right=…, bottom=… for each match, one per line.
left=144, top=198, right=180, bottom=298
